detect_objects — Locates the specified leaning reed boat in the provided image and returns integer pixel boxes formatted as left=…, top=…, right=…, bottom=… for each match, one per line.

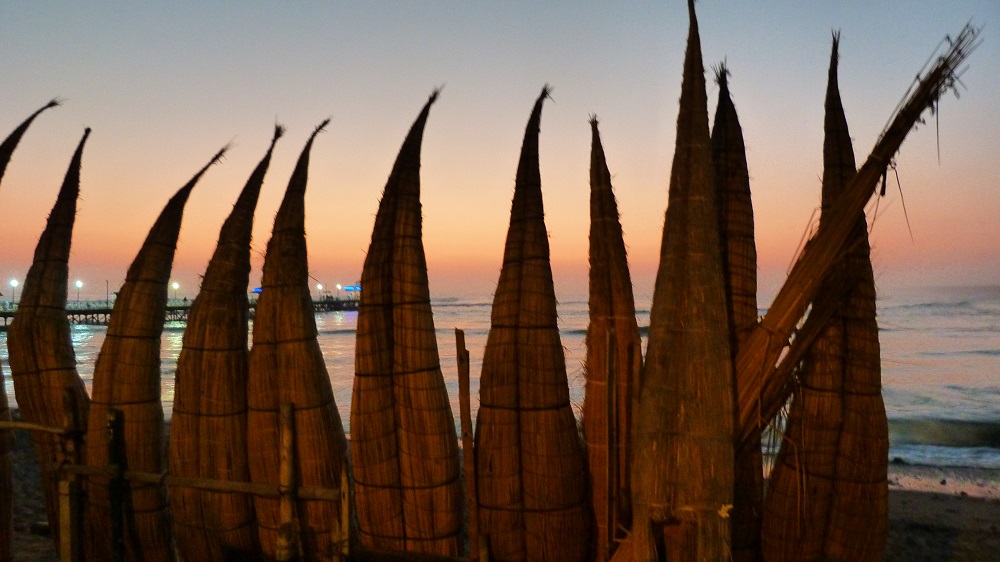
left=351, top=92, right=463, bottom=556
left=247, top=122, right=349, bottom=560
left=168, top=127, right=283, bottom=561
left=709, top=67, right=762, bottom=562
left=84, top=148, right=226, bottom=561
left=583, top=117, right=642, bottom=562
left=7, top=129, right=92, bottom=550
left=0, top=99, right=59, bottom=186
left=734, top=23, right=981, bottom=449
left=629, top=1, right=734, bottom=559
left=761, top=34, right=888, bottom=562
left=474, top=87, right=591, bottom=562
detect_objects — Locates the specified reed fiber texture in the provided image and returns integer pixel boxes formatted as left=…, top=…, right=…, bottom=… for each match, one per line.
left=630, top=2, right=735, bottom=560
left=0, top=366, right=12, bottom=561
left=8, top=129, right=91, bottom=550
left=734, top=23, right=981, bottom=449
left=710, top=68, right=762, bottom=562
left=0, top=99, right=59, bottom=188
left=169, top=126, right=283, bottom=561
left=583, top=117, right=642, bottom=562
left=762, top=34, right=888, bottom=562
left=352, top=92, right=463, bottom=557
left=247, top=122, right=349, bottom=560
left=474, top=87, right=592, bottom=562
left=84, top=147, right=225, bottom=561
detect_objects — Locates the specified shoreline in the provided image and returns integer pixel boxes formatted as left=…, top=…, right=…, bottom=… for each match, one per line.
left=6, top=425, right=1000, bottom=561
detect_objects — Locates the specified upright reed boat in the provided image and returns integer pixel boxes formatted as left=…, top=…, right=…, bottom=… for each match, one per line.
left=475, top=87, right=591, bottom=562
left=351, top=92, right=463, bottom=556
left=84, top=148, right=225, bottom=561
left=168, top=126, right=283, bottom=561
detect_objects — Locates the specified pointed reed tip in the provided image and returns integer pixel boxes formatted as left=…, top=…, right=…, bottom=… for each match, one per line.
left=429, top=86, right=442, bottom=105
left=713, top=61, right=731, bottom=89
left=312, top=118, right=331, bottom=137
left=273, top=123, right=286, bottom=142
left=540, top=84, right=553, bottom=103
left=210, top=144, right=230, bottom=166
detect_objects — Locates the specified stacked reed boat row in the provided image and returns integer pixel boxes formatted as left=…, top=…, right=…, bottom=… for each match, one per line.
left=0, top=1, right=981, bottom=560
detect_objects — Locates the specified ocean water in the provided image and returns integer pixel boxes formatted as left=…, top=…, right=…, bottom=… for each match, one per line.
left=2, top=284, right=998, bottom=469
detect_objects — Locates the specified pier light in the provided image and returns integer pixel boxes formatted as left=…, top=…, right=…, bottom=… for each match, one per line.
left=317, top=283, right=324, bottom=292
left=75, top=279, right=83, bottom=302
left=171, top=281, right=179, bottom=301
left=336, top=284, right=342, bottom=298
left=9, top=279, right=18, bottom=303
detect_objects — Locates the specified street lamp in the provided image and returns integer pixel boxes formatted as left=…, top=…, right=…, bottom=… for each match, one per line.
left=75, top=279, right=83, bottom=302
left=336, top=284, right=342, bottom=299
left=9, top=279, right=18, bottom=304
left=171, top=281, right=179, bottom=302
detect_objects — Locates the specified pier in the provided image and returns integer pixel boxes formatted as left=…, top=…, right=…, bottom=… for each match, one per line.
left=0, top=297, right=359, bottom=331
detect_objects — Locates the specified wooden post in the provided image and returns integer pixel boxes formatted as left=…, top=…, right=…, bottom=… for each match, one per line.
left=455, top=329, right=481, bottom=560
left=58, top=389, right=82, bottom=562
left=106, top=409, right=125, bottom=562
left=340, top=461, right=349, bottom=559
left=275, top=402, right=299, bottom=561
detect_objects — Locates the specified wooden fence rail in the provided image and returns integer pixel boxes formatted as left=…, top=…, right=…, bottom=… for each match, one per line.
left=0, top=402, right=350, bottom=562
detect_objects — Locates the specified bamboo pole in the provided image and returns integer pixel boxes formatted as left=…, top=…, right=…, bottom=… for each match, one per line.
left=58, top=388, right=82, bottom=562
left=106, top=410, right=124, bottom=562
left=0, top=366, right=12, bottom=562
left=455, top=329, right=479, bottom=560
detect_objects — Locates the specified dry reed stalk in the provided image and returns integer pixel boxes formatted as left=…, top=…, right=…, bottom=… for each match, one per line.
left=761, top=34, right=888, bottom=562
left=0, top=366, right=12, bottom=561
left=351, top=91, right=463, bottom=557
left=583, top=117, right=642, bottom=562
left=247, top=121, right=349, bottom=560
left=710, top=67, right=762, bottom=562
left=735, top=23, right=981, bottom=447
left=168, top=126, right=284, bottom=561
left=474, top=87, right=591, bottom=562
left=84, top=147, right=227, bottom=562
left=0, top=99, right=59, bottom=188
left=630, top=1, right=734, bottom=560
left=7, top=129, right=92, bottom=550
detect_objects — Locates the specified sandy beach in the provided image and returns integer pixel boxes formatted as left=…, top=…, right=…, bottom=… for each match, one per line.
left=5, top=422, right=999, bottom=561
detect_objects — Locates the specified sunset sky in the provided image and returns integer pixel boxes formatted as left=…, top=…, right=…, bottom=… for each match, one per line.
left=1, top=1, right=997, bottom=305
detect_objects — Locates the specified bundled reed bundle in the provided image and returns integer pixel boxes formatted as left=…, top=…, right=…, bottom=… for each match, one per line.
left=734, top=23, right=981, bottom=448
left=583, top=117, right=642, bottom=562
left=474, top=87, right=591, bottom=562
left=7, top=129, right=92, bottom=549
left=84, top=147, right=226, bottom=561
left=0, top=99, right=59, bottom=187
left=168, top=126, right=284, bottom=561
left=710, top=68, right=762, bottom=562
left=0, top=366, right=12, bottom=561
left=761, top=35, right=888, bottom=562
left=629, top=1, right=734, bottom=559
left=247, top=121, right=349, bottom=560
left=351, top=92, right=463, bottom=556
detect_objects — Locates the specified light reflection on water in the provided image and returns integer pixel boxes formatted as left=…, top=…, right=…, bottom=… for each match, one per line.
left=2, top=286, right=998, bottom=467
